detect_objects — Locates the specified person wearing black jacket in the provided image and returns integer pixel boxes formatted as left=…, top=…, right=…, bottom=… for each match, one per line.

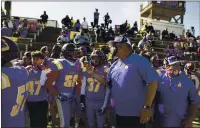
left=61, top=15, right=72, bottom=29
left=40, top=11, right=48, bottom=25
left=104, top=13, right=110, bottom=29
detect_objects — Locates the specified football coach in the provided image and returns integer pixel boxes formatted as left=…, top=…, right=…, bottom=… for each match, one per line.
left=85, top=35, right=159, bottom=128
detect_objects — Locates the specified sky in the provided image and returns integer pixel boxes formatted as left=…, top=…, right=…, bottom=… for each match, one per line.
left=2, top=1, right=200, bottom=36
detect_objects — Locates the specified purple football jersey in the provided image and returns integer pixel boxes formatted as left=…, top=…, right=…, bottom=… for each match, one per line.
left=2, top=66, right=29, bottom=127
left=27, top=69, right=48, bottom=102
left=49, top=59, right=81, bottom=94
left=83, top=65, right=107, bottom=100
left=83, top=65, right=109, bottom=101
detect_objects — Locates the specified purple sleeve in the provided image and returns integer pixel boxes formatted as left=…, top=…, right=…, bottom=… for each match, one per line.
left=138, top=56, right=159, bottom=84
left=188, top=80, right=200, bottom=104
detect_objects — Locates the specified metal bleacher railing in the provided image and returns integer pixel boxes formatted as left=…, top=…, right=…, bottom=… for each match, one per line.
left=11, top=16, right=59, bottom=28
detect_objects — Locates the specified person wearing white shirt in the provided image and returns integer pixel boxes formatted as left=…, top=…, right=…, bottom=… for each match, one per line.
left=81, top=17, right=88, bottom=33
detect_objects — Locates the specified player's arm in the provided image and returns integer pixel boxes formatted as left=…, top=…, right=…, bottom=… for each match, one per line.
left=85, top=64, right=107, bottom=86
left=80, top=76, right=87, bottom=96
left=185, top=80, right=199, bottom=122
left=102, top=85, right=111, bottom=108
left=44, top=70, right=60, bottom=96
left=138, top=57, right=159, bottom=107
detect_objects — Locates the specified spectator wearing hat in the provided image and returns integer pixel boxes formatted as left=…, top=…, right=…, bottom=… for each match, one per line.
left=153, top=56, right=199, bottom=128
left=57, top=30, right=70, bottom=44
left=85, top=35, right=159, bottom=128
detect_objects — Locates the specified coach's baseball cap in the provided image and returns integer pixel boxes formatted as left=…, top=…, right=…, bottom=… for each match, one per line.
left=108, top=35, right=131, bottom=46
left=166, top=56, right=180, bottom=65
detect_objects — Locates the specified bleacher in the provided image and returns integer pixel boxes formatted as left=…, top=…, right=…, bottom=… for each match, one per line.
left=2, top=16, right=199, bottom=70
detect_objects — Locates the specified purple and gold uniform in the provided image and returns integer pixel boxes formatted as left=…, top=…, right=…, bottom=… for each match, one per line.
left=27, top=69, right=48, bottom=102
left=48, top=58, right=81, bottom=127
left=81, top=65, right=110, bottom=128
left=2, top=66, right=29, bottom=127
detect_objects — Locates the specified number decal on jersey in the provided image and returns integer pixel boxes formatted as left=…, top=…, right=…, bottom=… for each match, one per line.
left=64, top=74, right=78, bottom=88
left=28, top=81, right=42, bottom=96
left=87, top=78, right=101, bottom=92
left=1, top=73, right=11, bottom=89
left=10, top=85, right=26, bottom=117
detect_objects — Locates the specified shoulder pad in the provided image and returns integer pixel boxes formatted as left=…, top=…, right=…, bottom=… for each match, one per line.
left=104, top=66, right=109, bottom=73
left=52, top=60, right=63, bottom=70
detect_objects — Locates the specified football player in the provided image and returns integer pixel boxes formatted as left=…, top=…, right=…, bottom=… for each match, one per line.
left=1, top=37, right=29, bottom=127
left=184, top=62, right=200, bottom=90
left=26, top=51, right=49, bottom=127
left=43, top=43, right=82, bottom=127
left=80, top=50, right=110, bottom=128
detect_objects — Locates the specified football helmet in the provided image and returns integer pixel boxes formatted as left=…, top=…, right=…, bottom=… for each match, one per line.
left=90, top=50, right=105, bottom=67
left=1, top=37, right=19, bottom=66
left=184, top=62, right=196, bottom=75
left=61, top=43, right=78, bottom=60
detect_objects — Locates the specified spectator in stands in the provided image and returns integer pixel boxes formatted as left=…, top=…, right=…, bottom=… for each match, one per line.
left=13, top=22, right=24, bottom=37
left=169, top=31, right=176, bottom=40
left=96, top=25, right=101, bottom=43
left=74, top=30, right=89, bottom=45
left=186, top=29, right=194, bottom=39
left=146, top=31, right=154, bottom=46
left=81, top=17, right=88, bottom=33
left=133, top=21, right=138, bottom=33
left=62, top=15, right=71, bottom=29
left=74, top=19, right=81, bottom=32
left=132, top=43, right=140, bottom=54
left=104, top=12, right=110, bottom=29
left=93, top=8, right=100, bottom=28
left=7, top=18, right=13, bottom=29
left=147, top=23, right=155, bottom=34
left=162, top=28, right=169, bottom=40
left=138, top=35, right=150, bottom=49
left=100, top=24, right=106, bottom=43
left=57, top=30, right=70, bottom=44
left=71, top=17, right=76, bottom=27
left=23, top=19, right=28, bottom=28
left=107, top=26, right=115, bottom=40
left=40, top=11, right=48, bottom=25
left=191, top=27, right=195, bottom=37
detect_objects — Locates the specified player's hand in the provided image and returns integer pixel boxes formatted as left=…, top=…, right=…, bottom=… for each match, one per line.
left=80, top=103, right=86, bottom=114
left=98, top=107, right=106, bottom=116
left=85, top=63, right=94, bottom=74
left=181, top=118, right=193, bottom=128
left=139, top=108, right=152, bottom=124
left=57, top=94, right=68, bottom=102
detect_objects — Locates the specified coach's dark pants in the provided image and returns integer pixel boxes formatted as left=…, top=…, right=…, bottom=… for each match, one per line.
left=27, top=100, right=48, bottom=128
left=116, top=114, right=146, bottom=128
